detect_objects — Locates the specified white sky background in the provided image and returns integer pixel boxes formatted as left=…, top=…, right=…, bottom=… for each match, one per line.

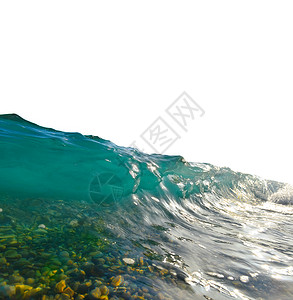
left=0, top=1, right=292, bottom=185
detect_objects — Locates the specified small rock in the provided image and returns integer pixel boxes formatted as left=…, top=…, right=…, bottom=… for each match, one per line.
left=159, top=268, right=169, bottom=275
left=93, top=279, right=103, bottom=286
left=25, top=270, right=35, bottom=278
left=0, top=257, right=7, bottom=264
left=60, top=293, right=70, bottom=300
left=81, top=262, right=95, bottom=275
left=60, top=251, right=70, bottom=258
left=50, top=258, right=62, bottom=266
left=240, top=275, right=249, bottom=283
left=55, top=280, right=66, bottom=293
left=97, top=258, right=105, bottom=265
left=78, top=281, right=92, bottom=293
left=157, top=292, right=165, bottom=300
left=100, top=285, right=109, bottom=295
left=69, top=219, right=79, bottom=227
left=9, top=275, right=24, bottom=284
left=21, top=286, right=41, bottom=298
left=0, top=285, right=16, bottom=297
left=139, top=257, right=144, bottom=266
left=111, top=275, right=124, bottom=287
left=90, top=287, right=101, bottom=299
left=122, top=258, right=135, bottom=265
left=26, top=278, right=35, bottom=285
left=38, top=224, right=46, bottom=229
left=4, top=249, right=21, bottom=259
left=67, top=260, right=74, bottom=265
left=14, top=284, right=32, bottom=293
left=63, top=286, right=74, bottom=297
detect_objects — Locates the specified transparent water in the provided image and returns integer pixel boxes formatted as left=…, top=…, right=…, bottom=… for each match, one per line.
left=0, top=114, right=292, bottom=300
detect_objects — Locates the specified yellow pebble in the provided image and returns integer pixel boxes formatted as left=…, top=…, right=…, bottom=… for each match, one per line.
left=139, top=257, right=144, bottom=266
left=26, top=278, right=35, bottom=285
left=148, top=266, right=154, bottom=272
left=100, top=285, right=109, bottom=295
left=111, top=275, right=124, bottom=287
left=55, top=280, right=66, bottom=293
left=160, top=268, right=168, bottom=275
left=63, top=286, right=74, bottom=297
left=15, top=284, right=32, bottom=291
left=90, top=287, right=101, bottom=298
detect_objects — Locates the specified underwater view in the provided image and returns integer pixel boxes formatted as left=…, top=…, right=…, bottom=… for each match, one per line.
left=0, top=113, right=293, bottom=300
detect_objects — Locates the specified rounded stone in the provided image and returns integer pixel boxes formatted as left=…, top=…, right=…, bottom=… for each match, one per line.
left=4, top=249, right=20, bottom=259
left=122, top=258, right=135, bottom=265
left=111, top=275, right=124, bottom=287
left=100, top=285, right=109, bottom=295
left=90, top=287, right=101, bottom=299
left=0, top=285, right=16, bottom=298
left=60, top=251, right=70, bottom=258
left=55, top=280, right=66, bottom=293
left=240, top=275, right=249, bottom=283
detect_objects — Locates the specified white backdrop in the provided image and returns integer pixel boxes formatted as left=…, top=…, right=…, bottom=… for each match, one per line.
left=0, top=1, right=292, bottom=184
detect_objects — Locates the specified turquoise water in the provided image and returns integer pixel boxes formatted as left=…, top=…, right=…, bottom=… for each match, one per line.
left=0, top=114, right=293, bottom=300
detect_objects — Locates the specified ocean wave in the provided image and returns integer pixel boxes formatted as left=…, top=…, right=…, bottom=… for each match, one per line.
left=0, top=114, right=292, bottom=300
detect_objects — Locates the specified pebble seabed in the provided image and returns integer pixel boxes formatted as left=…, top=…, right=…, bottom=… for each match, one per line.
left=0, top=197, right=195, bottom=300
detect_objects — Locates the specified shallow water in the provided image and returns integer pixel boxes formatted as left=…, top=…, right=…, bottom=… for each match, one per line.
left=0, top=114, right=293, bottom=300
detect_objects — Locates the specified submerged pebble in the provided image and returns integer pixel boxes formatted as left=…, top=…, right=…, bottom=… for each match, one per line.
left=240, top=275, right=249, bottom=283
left=55, top=280, right=66, bottom=293
left=111, top=275, right=124, bottom=287
left=4, top=249, right=20, bottom=259
left=90, top=287, right=101, bottom=299
left=122, top=258, right=135, bottom=265
left=0, top=285, right=16, bottom=298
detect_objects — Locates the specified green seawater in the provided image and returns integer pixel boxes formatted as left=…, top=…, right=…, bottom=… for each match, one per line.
left=0, top=114, right=293, bottom=300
